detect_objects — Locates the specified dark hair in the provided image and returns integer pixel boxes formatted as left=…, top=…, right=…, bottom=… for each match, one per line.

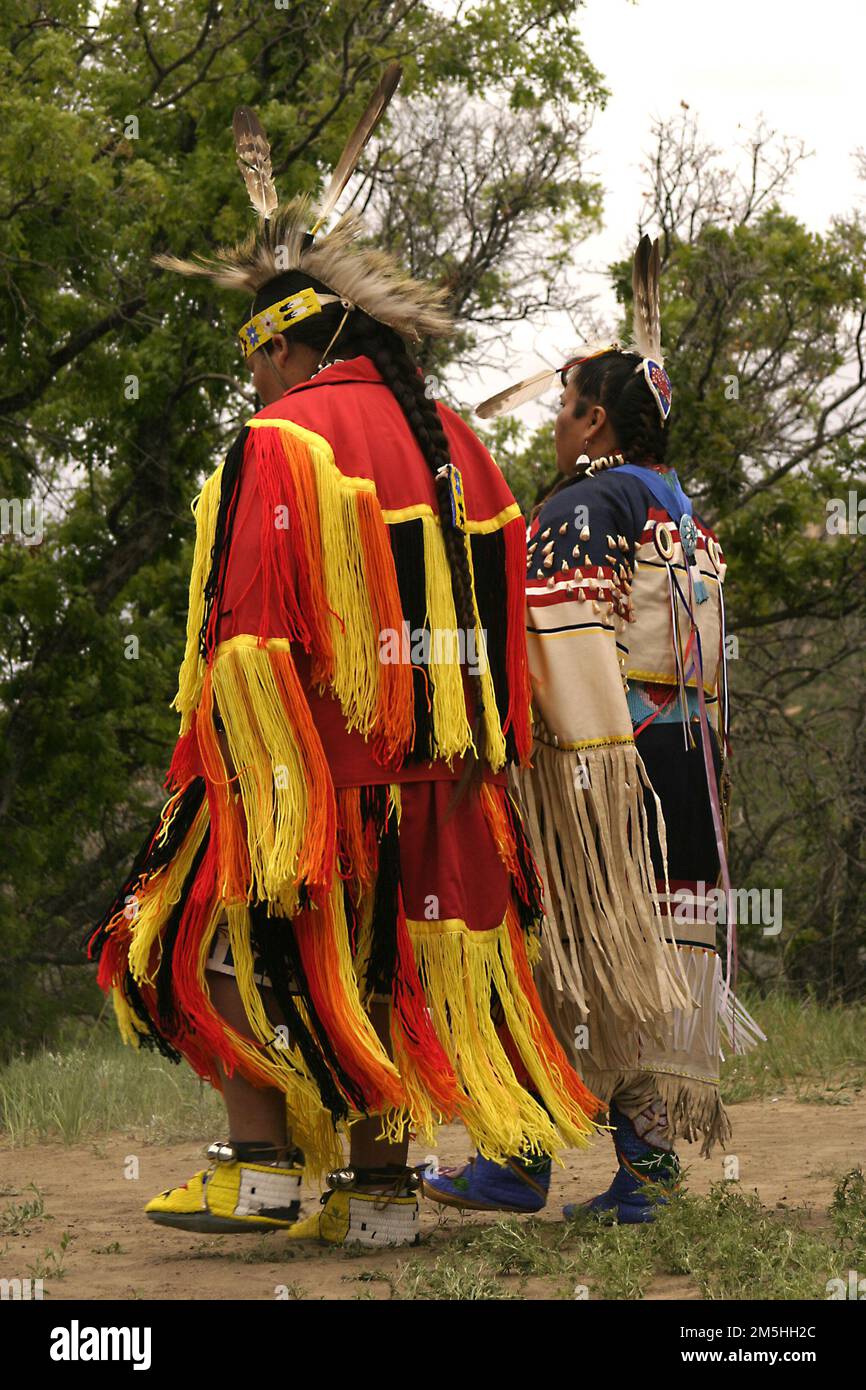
left=254, top=272, right=489, bottom=775
left=530, top=349, right=670, bottom=520
left=569, top=349, right=668, bottom=467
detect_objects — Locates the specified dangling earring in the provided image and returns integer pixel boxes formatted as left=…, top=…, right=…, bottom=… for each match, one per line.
left=574, top=439, right=591, bottom=474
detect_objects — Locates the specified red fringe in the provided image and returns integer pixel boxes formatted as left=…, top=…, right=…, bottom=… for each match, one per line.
left=479, top=784, right=537, bottom=909
left=267, top=646, right=336, bottom=900
left=95, top=923, right=130, bottom=993
left=504, top=905, right=604, bottom=1120
left=293, top=898, right=404, bottom=1113
left=253, top=427, right=336, bottom=677
left=392, top=891, right=461, bottom=1114
left=165, top=724, right=203, bottom=790
left=195, top=668, right=250, bottom=904
left=335, top=788, right=379, bottom=895
left=145, top=977, right=221, bottom=1087
left=503, top=516, right=532, bottom=761
left=169, top=835, right=260, bottom=1084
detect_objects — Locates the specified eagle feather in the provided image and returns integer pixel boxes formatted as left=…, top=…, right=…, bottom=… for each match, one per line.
left=232, top=106, right=278, bottom=221
left=631, top=234, right=662, bottom=361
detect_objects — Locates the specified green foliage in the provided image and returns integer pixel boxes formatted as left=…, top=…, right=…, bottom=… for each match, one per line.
left=353, top=1167, right=866, bottom=1299
left=0, top=0, right=605, bottom=1051
left=0, top=1183, right=45, bottom=1235
left=0, top=1021, right=223, bottom=1144
left=830, top=1168, right=866, bottom=1256
left=719, top=991, right=866, bottom=1104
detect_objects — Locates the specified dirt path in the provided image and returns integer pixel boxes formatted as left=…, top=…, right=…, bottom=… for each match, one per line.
left=2, top=1096, right=864, bottom=1300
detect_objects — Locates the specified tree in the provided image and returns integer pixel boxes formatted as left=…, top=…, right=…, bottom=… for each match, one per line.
left=0, top=0, right=606, bottom=1049
left=490, top=115, right=866, bottom=1000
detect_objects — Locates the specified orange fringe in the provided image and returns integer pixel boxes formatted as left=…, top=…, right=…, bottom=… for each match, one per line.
left=196, top=667, right=250, bottom=904
left=356, top=489, right=414, bottom=764
left=504, top=904, right=605, bottom=1121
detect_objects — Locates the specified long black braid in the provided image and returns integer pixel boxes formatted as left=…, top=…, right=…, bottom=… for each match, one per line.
left=252, top=273, right=488, bottom=773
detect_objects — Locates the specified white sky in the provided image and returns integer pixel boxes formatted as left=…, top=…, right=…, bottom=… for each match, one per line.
left=454, top=0, right=865, bottom=413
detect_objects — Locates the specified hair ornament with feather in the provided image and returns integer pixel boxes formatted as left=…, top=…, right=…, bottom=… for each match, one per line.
left=154, top=63, right=451, bottom=355
left=475, top=234, right=671, bottom=424
left=629, top=234, right=671, bottom=424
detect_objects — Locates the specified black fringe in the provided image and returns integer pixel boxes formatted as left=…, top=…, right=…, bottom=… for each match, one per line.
left=148, top=778, right=207, bottom=873
left=248, top=903, right=365, bottom=1118
left=365, top=790, right=400, bottom=997
left=637, top=723, right=723, bottom=882
left=84, top=778, right=206, bottom=957
left=122, top=970, right=183, bottom=1064
left=388, top=518, right=434, bottom=761
left=199, top=426, right=249, bottom=658
left=470, top=530, right=517, bottom=762
left=503, top=790, right=545, bottom=931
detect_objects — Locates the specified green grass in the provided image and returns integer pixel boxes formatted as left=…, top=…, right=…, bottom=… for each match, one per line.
left=346, top=1169, right=866, bottom=1300
left=0, top=1021, right=223, bottom=1146
left=0, top=1183, right=46, bottom=1234
left=721, top=991, right=866, bottom=1103
left=0, top=990, right=864, bottom=1145
left=2, top=999, right=863, bottom=1301
left=26, top=1231, right=72, bottom=1283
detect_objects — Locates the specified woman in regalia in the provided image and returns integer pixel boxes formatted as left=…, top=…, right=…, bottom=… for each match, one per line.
left=425, top=238, right=763, bottom=1222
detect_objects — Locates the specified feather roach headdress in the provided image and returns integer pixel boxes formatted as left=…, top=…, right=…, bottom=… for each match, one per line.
left=475, top=234, right=671, bottom=424
left=154, top=63, right=451, bottom=355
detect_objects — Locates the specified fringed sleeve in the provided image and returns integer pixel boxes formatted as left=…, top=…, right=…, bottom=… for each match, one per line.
left=509, top=482, right=692, bottom=1032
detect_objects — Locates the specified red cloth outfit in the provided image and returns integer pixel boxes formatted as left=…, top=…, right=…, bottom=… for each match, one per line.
left=87, top=355, right=601, bottom=1169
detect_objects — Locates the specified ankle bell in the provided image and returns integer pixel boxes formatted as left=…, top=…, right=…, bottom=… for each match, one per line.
left=326, top=1165, right=420, bottom=1192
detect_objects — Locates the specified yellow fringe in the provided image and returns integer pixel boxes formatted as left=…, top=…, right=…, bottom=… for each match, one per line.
left=352, top=892, right=376, bottom=1007
left=127, top=801, right=210, bottom=985
left=210, top=637, right=331, bottom=913
left=420, top=513, right=475, bottom=762
left=224, top=905, right=344, bottom=1174
left=309, top=442, right=383, bottom=736
left=112, top=985, right=150, bottom=1047
left=493, top=922, right=597, bottom=1150
left=173, top=464, right=223, bottom=734
left=465, top=531, right=508, bottom=773
left=406, top=918, right=595, bottom=1162
left=319, top=885, right=404, bottom=1094
left=384, top=1028, right=443, bottom=1150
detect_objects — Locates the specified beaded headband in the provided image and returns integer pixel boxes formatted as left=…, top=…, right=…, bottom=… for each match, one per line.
left=237, top=288, right=343, bottom=359
left=154, top=65, right=451, bottom=359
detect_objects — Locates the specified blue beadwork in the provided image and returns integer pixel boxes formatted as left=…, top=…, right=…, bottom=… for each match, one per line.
left=627, top=680, right=700, bottom=728
left=424, top=1152, right=551, bottom=1213
left=563, top=1105, right=680, bottom=1225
